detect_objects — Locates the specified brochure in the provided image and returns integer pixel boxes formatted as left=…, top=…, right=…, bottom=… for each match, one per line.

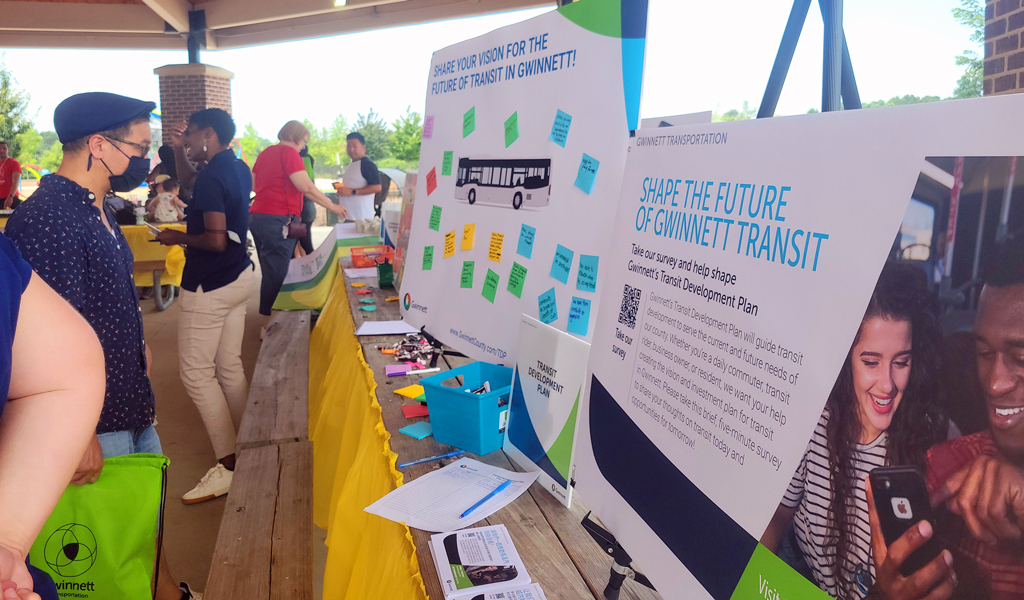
left=429, top=525, right=530, bottom=599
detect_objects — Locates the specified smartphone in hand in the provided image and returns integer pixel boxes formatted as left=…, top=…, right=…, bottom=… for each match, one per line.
left=146, top=223, right=163, bottom=235
left=869, top=466, right=943, bottom=577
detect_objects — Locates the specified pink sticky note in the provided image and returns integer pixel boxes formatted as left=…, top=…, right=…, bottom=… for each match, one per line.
left=423, top=116, right=434, bottom=139
left=385, top=365, right=409, bottom=377
left=402, top=404, right=430, bottom=419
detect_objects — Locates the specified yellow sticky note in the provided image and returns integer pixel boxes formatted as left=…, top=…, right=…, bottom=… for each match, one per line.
left=444, top=230, right=456, bottom=258
left=394, top=384, right=425, bottom=399
left=462, top=224, right=476, bottom=251
left=351, top=283, right=366, bottom=288
left=488, top=232, right=504, bottom=263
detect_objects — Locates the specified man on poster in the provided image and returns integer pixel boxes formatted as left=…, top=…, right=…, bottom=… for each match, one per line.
left=0, top=141, right=22, bottom=209
left=869, top=239, right=1024, bottom=600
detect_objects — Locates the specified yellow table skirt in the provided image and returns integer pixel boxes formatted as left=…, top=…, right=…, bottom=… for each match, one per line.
left=309, top=273, right=428, bottom=600
left=122, top=224, right=186, bottom=287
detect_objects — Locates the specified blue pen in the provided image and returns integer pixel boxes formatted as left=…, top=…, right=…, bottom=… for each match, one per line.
left=460, top=479, right=512, bottom=519
left=396, top=450, right=465, bottom=469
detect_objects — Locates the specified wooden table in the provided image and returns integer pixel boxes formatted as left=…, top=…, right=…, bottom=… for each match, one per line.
left=342, top=265, right=662, bottom=600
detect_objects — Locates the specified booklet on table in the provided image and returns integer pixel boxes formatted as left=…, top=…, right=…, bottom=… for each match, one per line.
left=428, top=525, right=538, bottom=599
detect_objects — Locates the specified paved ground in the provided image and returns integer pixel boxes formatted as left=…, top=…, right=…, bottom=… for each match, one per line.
left=142, top=226, right=333, bottom=595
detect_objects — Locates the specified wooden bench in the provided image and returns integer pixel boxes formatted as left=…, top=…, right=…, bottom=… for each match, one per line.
left=204, top=309, right=314, bottom=600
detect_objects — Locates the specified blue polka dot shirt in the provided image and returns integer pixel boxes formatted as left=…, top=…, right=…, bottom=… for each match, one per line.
left=6, top=174, right=155, bottom=434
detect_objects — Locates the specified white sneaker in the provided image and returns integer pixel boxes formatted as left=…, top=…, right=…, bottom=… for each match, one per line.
left=182, top=464, right=232, bottom=505
left=180, top=582, right=203, bottom=599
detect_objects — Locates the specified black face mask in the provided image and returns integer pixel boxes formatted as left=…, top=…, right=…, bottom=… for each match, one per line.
left=100, top=139, right=151, bottom=192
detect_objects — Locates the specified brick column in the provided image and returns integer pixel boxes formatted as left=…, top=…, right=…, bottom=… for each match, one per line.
left=984, top=0, right=1024, bottom=95
left=153, top=64, right=234, bottom=145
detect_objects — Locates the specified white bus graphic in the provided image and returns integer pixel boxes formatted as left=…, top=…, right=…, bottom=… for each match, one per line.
left=454, top=158, right=552, bottom=210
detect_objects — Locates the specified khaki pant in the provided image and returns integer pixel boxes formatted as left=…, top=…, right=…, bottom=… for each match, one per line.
left=178, top=267, right=254, bottom=459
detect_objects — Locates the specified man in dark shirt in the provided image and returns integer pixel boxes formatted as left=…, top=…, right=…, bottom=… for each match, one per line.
left=6, top=92, right=201, bottom=600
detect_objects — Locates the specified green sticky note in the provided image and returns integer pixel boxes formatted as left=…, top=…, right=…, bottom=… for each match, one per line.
left=461, top=261, right=475, bottom=288
left=507, top=262, right=527, bottom=298
left=359, top=305, right=377, bottom=312
left=482, top=269, right=500, bottom=303
left=359, top=298, right=375, bottom=304
left=429, top=205, right=442, bottom=231
left=442, top=151, right=454, bottom=176
left=422, top=246, right=434, bottom=271
left=504, top=111, right=519, bottom=148
left=463, top=107, right=476, bottom=138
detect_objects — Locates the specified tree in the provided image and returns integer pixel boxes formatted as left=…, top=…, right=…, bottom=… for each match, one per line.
left=238, top=123, right=271, bottom=167
left=389, top=107, right=422, bottom=164
left=952, top=0, right=984, bottom=98
left=0, top=60, right=34, bottom=158
left=304, top=115, right=348, bottom=169
left=15, top=127, right=41, bottom=165
left=713, top=101, right=757, bottom=122
left=862, top=95, right=942, bottom=108
left=350, top=109, right=392, bottom=163
left=38, top=138, right=63, bottom=173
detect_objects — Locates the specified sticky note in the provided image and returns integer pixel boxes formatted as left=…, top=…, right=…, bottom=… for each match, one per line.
left=574, top=153, right=600, bottom=194
left=399, top=421, right=433, bottom=440
left=482, top=269, right=500, bottom=303
left=402, top=404, right=430, bottom=419
left=538, top=288, right=558, bottom=324
left=395, top=384, right=425, bottom=398
left=488, top=232, right=504, bottom=262
left=356, top=289, right=372, bottom=295
left=550, top=244, right=574, bottom=284
left=442, top=151, right=454, bottom=176
left=504, top=111, right=519, bottom=148
left=461, top=261, right=475, bottom=288
left=507, top=262, right=527, bottom=298
left=359, top=298, right=375, bottom=304
left=423, top=115, right=434, bottom=139
left=414, top=393, right=426, bottom=403
left=517, top=224, right=536, bottom=259
left=429, top=205, right=442, bottom=231
left=549, top=109, right=572, bottom=147
left=444, top=230, right=456, bottom=258
left=426, top=167, right=437, bottom=196
left=463, top=107, right=476, bottom=137
left=577, top=254, right=599, bottom=292
left=385, top=365, right=409, bottom=376
left=422, top=246, right=434, bottom=270
left=461, top=224, right=475, bottom=251
left=351, top=283, right=366, bottom=288
left=568, top=296, right=592, bottom=336
left=359, top=305, right=377, bottom=312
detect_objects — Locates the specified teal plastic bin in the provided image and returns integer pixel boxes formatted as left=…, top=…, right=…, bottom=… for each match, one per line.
left=422, top=362, right=513, bottom=455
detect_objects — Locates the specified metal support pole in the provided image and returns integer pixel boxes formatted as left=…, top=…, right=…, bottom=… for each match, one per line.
left=187, top=10, right=206, bottom=65
left=997, top=156, right=1017, bottom=243
left=840, top=33, right=861, bottom=110
left=971, top=172, right=991, bottom=308
left=820, top=0, right=843, bottom=111
left=758, top=0, right=812, bottom=118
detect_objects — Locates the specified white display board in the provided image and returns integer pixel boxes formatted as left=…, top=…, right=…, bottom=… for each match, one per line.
left=400, top=0, right=648, bottom=365
left=574, top=95, right=1024, bottom=600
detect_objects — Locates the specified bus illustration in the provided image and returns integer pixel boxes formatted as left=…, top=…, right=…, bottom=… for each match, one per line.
left=454, top=157, right=552, bottom=210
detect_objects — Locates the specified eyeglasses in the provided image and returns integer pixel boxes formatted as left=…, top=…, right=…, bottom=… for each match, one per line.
left=105, top=136, right=151, bottom=157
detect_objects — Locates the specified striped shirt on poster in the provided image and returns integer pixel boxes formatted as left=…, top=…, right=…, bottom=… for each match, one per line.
left=782, top=410, right=888, bottom=599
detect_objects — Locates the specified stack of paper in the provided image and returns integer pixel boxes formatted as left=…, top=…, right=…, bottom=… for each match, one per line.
left=428, top=525, right=539, bottom=599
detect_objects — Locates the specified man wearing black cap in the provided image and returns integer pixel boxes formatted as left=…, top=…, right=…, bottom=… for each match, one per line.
left=5, top=92, right=202, bottom=600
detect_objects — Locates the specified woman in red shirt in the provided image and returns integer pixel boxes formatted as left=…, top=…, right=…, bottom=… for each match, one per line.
left=250, top=120, right=346, bottom=331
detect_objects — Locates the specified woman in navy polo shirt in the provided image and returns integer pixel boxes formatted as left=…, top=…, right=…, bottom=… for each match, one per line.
left=0, top=233, right=106, bottom=599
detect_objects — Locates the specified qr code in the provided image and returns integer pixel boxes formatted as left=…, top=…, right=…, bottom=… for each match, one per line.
left=301, top=263, right=313, bottom=277
left=618, top=284, right=641, bottom=329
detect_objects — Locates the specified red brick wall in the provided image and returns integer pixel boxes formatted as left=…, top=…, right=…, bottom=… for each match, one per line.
left=985, top=0, right=1024, bottom=94
left=157, top=74, right=233, bottom=145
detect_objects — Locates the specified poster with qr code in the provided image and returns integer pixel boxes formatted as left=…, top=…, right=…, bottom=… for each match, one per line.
left=398, top=0, right=648, bottom=365
left=574, top=95, right=1024, bottom=600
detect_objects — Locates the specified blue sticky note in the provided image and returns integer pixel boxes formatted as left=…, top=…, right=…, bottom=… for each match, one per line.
left=399, top=421, right=433, bottom=440
left=549, top=244, right=574, bottom=284
left=574, top=153, right=600, bottom=194
left=577, top=254, right=599, bottom=293
left=538, top=288, right=558, bottom=324
left=568, top=296, right=591, bottom=336
left=517, top=224, right=536, bottom=259
left=549, top=109, right=572, bottom=147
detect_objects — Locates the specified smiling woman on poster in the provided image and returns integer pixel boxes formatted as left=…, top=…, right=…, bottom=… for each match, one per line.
left=760, top=263, right=950, bottom=599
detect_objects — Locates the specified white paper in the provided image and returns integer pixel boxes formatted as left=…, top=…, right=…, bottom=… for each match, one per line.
left=365, top=458, right=540, bottom=532
left=343, top=267, right=379, bottom=278
left=429, top=525, right=532, bottom=599
left=354, top=320, right=419, bottom=336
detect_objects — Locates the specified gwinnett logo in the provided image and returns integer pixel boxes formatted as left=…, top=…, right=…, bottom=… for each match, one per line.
left=405, top=294, right=428, bottom=314
left=44, top=524, right=97, bottom=578
left=404, top=293, right=411, bottom=310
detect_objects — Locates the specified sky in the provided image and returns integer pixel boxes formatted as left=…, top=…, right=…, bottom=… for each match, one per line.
left=2, top=0, right=974, bottom=138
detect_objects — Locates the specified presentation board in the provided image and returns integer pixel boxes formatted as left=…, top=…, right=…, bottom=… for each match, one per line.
left=574, top=95, right=1024, bottom=600
left=400, top=0, right=648, bottom=364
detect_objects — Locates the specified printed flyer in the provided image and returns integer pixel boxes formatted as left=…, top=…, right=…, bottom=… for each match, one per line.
left=400, top=0, right=648, bottom=364
left=574, top=95, right=1024, bottom=599
left=504, top=315, right=591, bottom=507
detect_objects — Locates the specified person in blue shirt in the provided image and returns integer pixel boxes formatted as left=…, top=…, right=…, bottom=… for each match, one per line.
left=6, top=92, right=202, bottom=600
left=156, top=109, right=253, bottom=504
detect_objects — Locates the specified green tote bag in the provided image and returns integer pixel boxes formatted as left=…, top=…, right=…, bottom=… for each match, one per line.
left=28, top=453, right=169, bottom=600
